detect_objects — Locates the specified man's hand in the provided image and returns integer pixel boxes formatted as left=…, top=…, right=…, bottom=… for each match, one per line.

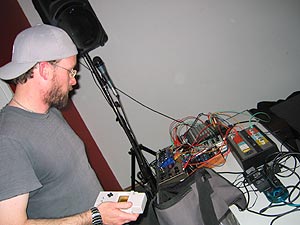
left=97, top=202, right=139, bottom=225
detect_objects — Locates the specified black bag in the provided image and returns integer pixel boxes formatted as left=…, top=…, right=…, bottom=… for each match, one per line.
left=139, top=168, right=247, bottom=225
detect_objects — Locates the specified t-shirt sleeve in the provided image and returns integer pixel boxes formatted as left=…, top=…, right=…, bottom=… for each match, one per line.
left=0, top=137, right=42, bottom=201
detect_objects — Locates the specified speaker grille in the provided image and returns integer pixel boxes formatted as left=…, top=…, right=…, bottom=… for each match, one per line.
left=32, top=0, right=108, bottom=55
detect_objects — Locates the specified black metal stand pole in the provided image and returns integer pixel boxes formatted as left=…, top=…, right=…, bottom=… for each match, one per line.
left=83, top=53, right=157, bottom=198
left=130, top=144, right=156, bottom=191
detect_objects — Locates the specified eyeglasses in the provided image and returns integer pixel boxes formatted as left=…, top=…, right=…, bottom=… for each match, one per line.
left=54, top=64, right=77, bottom=78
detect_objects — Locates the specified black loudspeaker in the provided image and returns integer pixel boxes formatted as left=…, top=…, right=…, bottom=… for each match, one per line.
left=32, top=0, right=108, bottom=55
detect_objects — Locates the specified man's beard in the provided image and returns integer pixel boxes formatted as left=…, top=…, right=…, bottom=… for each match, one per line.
left=44, top=81, right=70, bottom=109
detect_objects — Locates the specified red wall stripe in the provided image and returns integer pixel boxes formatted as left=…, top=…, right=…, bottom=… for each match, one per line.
left=0, top=0, right=121, bottom=191
left=62, top=102, right=122, bottom=190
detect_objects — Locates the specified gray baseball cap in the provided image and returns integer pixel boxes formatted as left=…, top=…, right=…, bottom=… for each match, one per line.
left=0, top=24, right=78, bottom=80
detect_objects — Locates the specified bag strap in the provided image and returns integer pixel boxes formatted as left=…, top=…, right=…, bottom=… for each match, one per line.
left=196, top=169, right=219, bottom=225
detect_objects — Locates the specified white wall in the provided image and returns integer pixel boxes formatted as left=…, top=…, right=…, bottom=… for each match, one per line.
left=18, top=0, right=300, bottom=189
left=0, top=80, right=13, bottom=108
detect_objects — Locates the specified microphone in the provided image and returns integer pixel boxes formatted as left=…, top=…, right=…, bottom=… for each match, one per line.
left=93, top=56, right=119, bottom=97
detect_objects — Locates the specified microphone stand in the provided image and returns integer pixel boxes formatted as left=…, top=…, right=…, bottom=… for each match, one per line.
left=83, top=53, right=157, bottom=198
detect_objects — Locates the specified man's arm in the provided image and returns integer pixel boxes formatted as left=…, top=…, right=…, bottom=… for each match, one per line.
left=0, top=193, right=29, bottom=225
left=0, top=193, right=139, bottom=225
left=0, top=193, right=90, bottom=225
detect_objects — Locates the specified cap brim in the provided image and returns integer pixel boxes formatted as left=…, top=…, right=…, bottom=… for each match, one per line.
left=0, top=61, right=37, bottom=80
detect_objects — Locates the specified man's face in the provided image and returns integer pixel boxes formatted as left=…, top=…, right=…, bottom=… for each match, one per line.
left=43, top=55, right=77, bottom=109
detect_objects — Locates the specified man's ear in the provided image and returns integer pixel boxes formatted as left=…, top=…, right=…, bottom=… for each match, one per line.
left=38, top=62, right=53, bottom=80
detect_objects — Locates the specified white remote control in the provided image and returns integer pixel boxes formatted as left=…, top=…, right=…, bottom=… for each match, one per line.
left=94, top=191, right=147, bottom=214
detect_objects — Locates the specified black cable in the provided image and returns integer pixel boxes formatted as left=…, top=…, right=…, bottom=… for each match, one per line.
left=270, top=208, right=300, bottom=225
left=81, top=57, right=111, bottom=106
left=81, top=59, right=139, bottom=143
left=243, top=178, right=260, bottom=210
left=115, top=87, right=181, bottom=123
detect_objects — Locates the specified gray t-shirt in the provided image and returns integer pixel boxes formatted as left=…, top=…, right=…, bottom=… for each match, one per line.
left=0, top=106, right=101, bottom=218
